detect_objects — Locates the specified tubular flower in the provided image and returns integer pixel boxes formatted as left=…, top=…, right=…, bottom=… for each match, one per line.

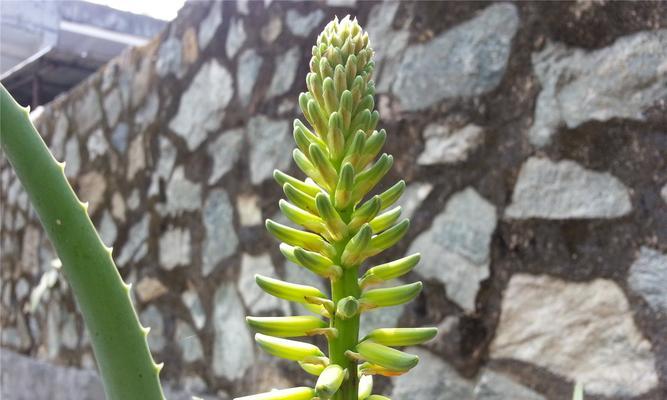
left=236, top=16, right=436, bottom=400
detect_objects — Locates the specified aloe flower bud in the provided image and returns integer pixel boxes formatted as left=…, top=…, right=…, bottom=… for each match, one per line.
left=315, top=364, right=347, bottom=399
left=358, top=374, right=373, bottom=400
left=240, top=15, right=436, bottom=400
left=358, top=254, right=421, bottom=288
left=359, top=282, right=422, bottom=311
left=235, top=387, right=316, bottom=400
left=255, top=333, right=325, bottom=362
left=246, top=316, right=327, bottom=338
left=355, top=341, right=419, bottom=374
left=362, top=327, right=438, bottom=347
left=336, top=296, right=360, bottom=320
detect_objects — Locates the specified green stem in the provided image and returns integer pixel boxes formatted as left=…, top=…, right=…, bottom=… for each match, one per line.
left=0, top=85, right=164, bottom=399
left=329, top=241, right=360, bottom=400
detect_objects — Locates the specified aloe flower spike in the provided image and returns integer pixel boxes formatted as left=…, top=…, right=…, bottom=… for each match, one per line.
left=239, top=16, right=436, bottom=400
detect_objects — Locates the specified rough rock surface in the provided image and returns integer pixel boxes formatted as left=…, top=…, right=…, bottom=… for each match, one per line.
left=169, top=60, right=233, bottom=150
left=158, top=227, right=191, bottom=270
left=207, top=129, right=244, bottom=184
left=202, top=189, right=238, bottom=276
left=491, top=274, right=658, bottom=396
left=247, top=116, right=291, bottom=185
left=418, top=123, right=484, bottom=165
left=627, top=246, right=667, bottom=314
left=529, top=30, right=667, bottom=146
left=212, top=282, right=253, bottom=380
left=408, top=187, right=497, bottom=310
left=392, top=3, right=519, bottom=110
left=505, top=157, right=632, bottom=219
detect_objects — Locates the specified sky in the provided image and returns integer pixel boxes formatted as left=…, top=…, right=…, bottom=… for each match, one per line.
left=85, top=0, right=187, bottom=21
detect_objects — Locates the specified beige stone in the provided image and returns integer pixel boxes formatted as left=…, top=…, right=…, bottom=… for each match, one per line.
left=182, top=27, right=199, bottom=65
left=126, top=134, right=145, bottom=181
left=236, top=194, right=262, bottom=226
left=77, top=171, right=107, bottom=214
left=135, top=277, right=168, bottom=303
left=491, top=274, right=658, bottom=397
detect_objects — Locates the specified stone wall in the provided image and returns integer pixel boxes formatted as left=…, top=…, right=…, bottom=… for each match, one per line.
left=1, top=1, right=666, bottom=399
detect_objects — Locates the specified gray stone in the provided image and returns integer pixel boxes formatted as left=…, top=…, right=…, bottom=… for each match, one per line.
left=198, top=0, right=223, bottom=50
left=71, top=88, right=101, bottom=134
left=475, top=370, right=545, bottom=400
left=391, top=347, right=475, bottom=400
left=61, top=313, right=78, bottom=350
left=169, top=60, right=233, bottom=150
left=117, top=214, right=150, bottom=266
left=662, top=183, right=667, bottom=204
left=127, top=188, right=140, bottom=210
left=628, top=246, right=667, bottom=314
left=529, top=30, right=667, bottom=146
left=505, top=157, right=632, bottom=219
left=397, top=182, right=433, bottom=220
left=140, top=305, right=166, bottom=352
left=50, top=112, right=68, bottom=159
left=0, top=348, right=105, bottom=399
left=261, top=15, right=282, bottom=43
left=156, top=36, right=183, bottom=78
left=156, top=136, right=177, bottom=180
left=134, top=89, right=159, bottom=131
left=86, top=128, right=108, bottom=161
left=135, top=277, right=168, bottom=303
left=98, top=210, right=117, bottom=246
left=103, top=87, right=123, bottom=128
left=212, top=282, right=254, bottom=380
left=237, top=49, right=263, bottom=107
left=176, top=320, right=204, bottom=363
left=392, top=3, right=519, bottom=110
left=326, top=0, right=356, bottom=6
left=407, top=187, right=497, bottom=310
left=418, top=123, right=484, bottom=165
left=14, top=211, right=25, bottom=230
left=267, top=46, right=301, bottom=98
left=202, top=189, right=238, bottom=276
left=164, top=167, right=202, bottom=215
left=111, top=122, right=129, bottom=153
left=21, top=226, right=40, bottom=275
left=247, top=116, right=291, bottom=184
left=239, top=253, right=288, bottom=315
left=159, top=228, right=191, bottom=270
left=182, top=289, right=206, bottom=330
left=286, top=9, right=324, bottom=38
left=236, top=194, right=262, bottom=226
left=46, top=303, right=61, bottom=359
left=208, top=128, right=244, bottom=184
left=15, top=278, right=29, bottom=302
left=366, top=2, right=410, bottom=92
left=64, top=136, right=80, bottom=178
left=491, top=274, right=658, bottom=397
left=225, top=18, right=246, bottom=58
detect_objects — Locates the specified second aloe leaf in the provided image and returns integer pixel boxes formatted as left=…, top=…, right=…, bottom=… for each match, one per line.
left=236, top=16, right=436, bottom=400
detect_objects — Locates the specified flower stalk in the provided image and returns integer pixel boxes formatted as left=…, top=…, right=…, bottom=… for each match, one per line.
left=239, top=17, right=436, bottom=400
